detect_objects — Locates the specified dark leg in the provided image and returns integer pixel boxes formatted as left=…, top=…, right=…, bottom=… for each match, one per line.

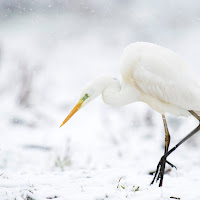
left=151, top=110, right=200, bottom=186
left=189, top=110, right=200, bottom=121
left=158, top=115, right=171, bottom=186
left=151, top=115, right=172, bottom=186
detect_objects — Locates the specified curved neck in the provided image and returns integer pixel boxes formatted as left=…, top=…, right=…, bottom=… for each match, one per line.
left=102, top=78, right=141, bottom=106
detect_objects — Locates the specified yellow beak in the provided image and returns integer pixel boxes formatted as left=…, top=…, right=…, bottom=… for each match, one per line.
left=60, top=99, right=84, bottom=128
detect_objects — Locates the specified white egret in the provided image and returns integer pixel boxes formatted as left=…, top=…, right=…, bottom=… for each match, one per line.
left=60, top=42, right=200, bottom=187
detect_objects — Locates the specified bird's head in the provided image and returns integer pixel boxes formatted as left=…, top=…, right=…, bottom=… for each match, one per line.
left=60, top=76, right=113, bottom=127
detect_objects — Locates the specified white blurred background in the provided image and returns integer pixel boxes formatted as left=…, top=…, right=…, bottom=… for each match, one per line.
left=1, top=1, right=200, bottom=199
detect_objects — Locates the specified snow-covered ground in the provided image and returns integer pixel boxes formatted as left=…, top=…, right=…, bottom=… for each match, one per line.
left=1, top=9, right=200, bottom=200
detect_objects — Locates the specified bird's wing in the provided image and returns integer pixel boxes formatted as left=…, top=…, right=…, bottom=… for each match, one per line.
left=133, top=62, right=200, bottom=111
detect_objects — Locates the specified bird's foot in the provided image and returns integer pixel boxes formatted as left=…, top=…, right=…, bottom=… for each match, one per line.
left=150, top=156, right=177, bottom=186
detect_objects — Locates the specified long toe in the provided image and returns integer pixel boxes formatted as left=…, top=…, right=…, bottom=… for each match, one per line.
left=166, top=160, right=177, bottom=169
left=150, top=160, right=162, bottom=185
left=151, top=157, right=175, bottom=185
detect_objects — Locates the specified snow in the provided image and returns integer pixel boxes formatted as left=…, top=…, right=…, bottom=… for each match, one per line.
left=1, top=6, right=200, bottom=200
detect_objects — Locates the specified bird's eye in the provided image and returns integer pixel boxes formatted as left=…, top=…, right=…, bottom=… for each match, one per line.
left=82, top=93, right=89, bottom=100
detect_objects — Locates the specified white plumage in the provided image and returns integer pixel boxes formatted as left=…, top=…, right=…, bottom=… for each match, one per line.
left=60, top=42, right=200, bottom=128
left=60, top=42, right=200, bottom=187
left=120, top=42, right=200, bottom=116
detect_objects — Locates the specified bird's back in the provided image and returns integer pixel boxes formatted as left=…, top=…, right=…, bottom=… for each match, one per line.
left=120, top=42, right=191, bottom=83
left=120, top=42, right=200, bottom=115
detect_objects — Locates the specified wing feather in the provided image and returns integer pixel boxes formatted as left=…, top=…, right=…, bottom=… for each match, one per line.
left=120, top=42, right=200, bottom=111
left=133, top=64, right=200, bottom=111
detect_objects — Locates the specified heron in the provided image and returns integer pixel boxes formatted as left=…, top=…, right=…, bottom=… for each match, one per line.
left=60, top=42, right=200, bottom=187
